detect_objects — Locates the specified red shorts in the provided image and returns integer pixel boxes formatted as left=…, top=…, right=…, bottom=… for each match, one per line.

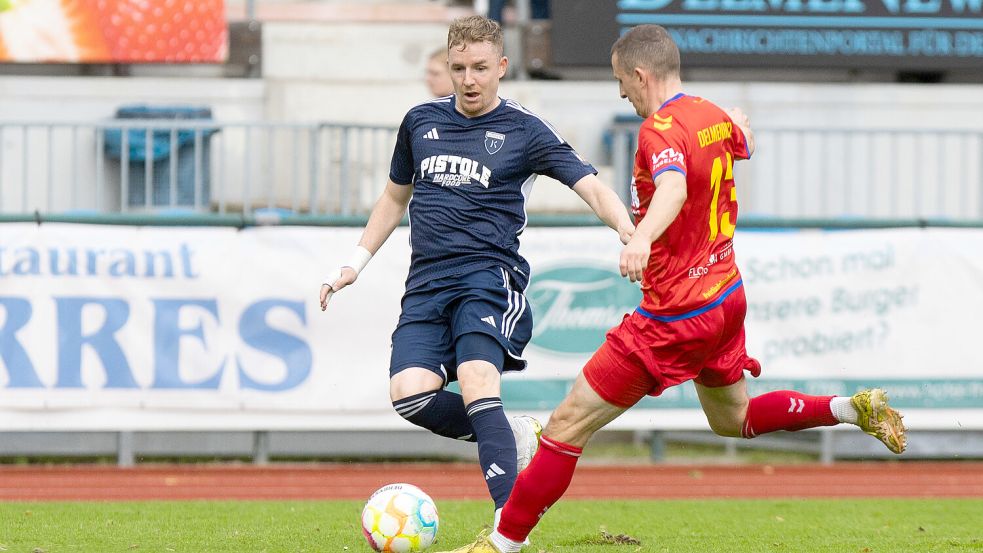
left=583, top=283, right=755, bottom=409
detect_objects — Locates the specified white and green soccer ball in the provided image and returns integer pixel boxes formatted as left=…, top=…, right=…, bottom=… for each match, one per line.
left=361, top=483, right=439, bottom=552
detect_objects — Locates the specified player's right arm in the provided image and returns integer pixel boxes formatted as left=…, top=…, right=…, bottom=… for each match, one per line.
left=319, top=179, right=413, bottom=311
left=620, top=170, right=686, bottom=283
left=572, top=174, right=635, bottom=244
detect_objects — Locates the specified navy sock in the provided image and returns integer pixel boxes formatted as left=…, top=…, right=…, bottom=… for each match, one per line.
left=467, top=397, right=517, bottom=509
left=393, top=390, right=476, bottom=442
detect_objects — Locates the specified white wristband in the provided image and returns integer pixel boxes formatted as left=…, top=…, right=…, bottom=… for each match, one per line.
left=323, top=246, right=373, bottom=288
left=342, top=245, right=373, bottom=275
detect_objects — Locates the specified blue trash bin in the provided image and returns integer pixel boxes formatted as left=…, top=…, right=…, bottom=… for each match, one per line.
left=104, top=105, right=218, bottom=209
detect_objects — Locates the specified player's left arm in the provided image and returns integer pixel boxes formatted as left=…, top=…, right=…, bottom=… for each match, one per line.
left=572, top=174, right=635, bottom=244
left=725, top=107, right=755, bottom=158
left=524, top=114, right=635, bottom=242
left=620, top=171, right=687, bottom=282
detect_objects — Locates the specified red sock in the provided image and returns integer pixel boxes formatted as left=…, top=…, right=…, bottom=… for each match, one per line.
left=742, top=391, right=838, bottom=438
left=497, top=436, right=582, bottom=542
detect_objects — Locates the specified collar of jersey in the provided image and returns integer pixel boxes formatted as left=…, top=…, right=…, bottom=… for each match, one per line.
left=449, top=96, right=508, bottom=123
left=657, top=92, right=687, bottom=112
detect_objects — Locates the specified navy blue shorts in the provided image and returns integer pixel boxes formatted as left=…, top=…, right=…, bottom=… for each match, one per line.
left=390, top=266, right=533, bottom=383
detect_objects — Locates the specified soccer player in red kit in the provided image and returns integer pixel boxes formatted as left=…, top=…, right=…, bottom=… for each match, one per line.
left=437, top=24, right=907, bottom=553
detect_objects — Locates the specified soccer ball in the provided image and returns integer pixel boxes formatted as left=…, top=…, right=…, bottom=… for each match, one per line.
left=361, top=483, right=439, bottom=552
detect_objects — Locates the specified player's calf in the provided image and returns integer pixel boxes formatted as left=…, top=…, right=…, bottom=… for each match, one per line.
left=741, top=390, right=838, bottom=438
left=741, top=388, right=907, bottom=454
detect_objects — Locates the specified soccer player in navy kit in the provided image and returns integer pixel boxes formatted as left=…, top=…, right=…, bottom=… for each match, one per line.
left=319, top=15, right=635, bottom=522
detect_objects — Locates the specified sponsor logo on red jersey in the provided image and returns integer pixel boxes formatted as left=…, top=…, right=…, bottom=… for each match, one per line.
left=651, top=146, right=684, bottom=173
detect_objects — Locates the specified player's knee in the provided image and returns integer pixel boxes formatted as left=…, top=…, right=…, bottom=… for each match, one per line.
left=389, top=368, right=443, bottom=402
left=541, top=402, right=591, bottom=447
left=456, top=360, right=500, bottom=400
left=542, top=407, right=576, bottom=437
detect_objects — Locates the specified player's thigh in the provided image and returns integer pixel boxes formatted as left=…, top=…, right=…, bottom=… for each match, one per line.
left=545, top=371, right=629, bottom=449
left=694, top=377, right=749, bottom=437
left=455, top=332, right=505, bottom=404
left=450, top=267, right=532, bottom=374
left=694, top=284, right=752, bottom=390
left=390, top=320, right=453, bottom=400
left=693, top=286, right=753, bottom=436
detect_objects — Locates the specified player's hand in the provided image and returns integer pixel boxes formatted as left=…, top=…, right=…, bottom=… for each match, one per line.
left=619, top=236, right=649, bottom=283
left=725, top=107, right=750, bottom=128
left=319, top=266, right=357, bottom=311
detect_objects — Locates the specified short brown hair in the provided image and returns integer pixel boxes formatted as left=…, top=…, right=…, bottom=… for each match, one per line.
left=447, top=15, right=504, bottom=57
left=611, top=25, right=680, bottom=81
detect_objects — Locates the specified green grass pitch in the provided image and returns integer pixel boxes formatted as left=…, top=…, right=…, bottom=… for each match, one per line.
left=2, top=499, right=981, bottom=552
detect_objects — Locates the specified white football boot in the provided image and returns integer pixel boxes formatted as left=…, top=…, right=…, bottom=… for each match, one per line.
left=508, top=415, right=542, bottom=473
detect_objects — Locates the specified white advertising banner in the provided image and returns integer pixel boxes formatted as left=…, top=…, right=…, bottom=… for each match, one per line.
left=0, top=224, right=980, bottom=430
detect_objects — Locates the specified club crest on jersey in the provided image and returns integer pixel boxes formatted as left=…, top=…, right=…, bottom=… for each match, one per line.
left=484, top=131, right=505, bottom=155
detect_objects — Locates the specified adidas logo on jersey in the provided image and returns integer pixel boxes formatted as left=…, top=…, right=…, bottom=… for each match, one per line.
left=423, top=128, right=440, bottom=140
left=481, top=315, right=496, bottom=327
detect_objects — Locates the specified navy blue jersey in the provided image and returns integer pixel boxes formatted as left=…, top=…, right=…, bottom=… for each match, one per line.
left=390, top=96, right=596, bottom=292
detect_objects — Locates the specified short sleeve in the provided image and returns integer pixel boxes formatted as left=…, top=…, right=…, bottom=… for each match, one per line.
left=730, top=121, right=751, bottom=161
left=527, top=119, right=596, bottom=188
left=639, top=118, right=687, bottom=180
left=388, top=112, right=415, bottom=185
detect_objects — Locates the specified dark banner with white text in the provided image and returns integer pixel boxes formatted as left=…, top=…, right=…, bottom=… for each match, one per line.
left=552, top=0, right=983, bottom=70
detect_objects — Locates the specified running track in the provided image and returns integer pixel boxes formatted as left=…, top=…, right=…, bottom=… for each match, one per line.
left=1, top=463, right=981, bottom=501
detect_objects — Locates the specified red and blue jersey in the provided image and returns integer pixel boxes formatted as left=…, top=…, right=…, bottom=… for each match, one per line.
left=631, top=93, right=750, bottom=319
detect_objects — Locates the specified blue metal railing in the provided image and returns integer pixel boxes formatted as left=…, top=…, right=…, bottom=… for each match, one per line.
left=0, top=120, right=397, bottom=217
left=608, top=118, right=983, bottom=221
left=2, top=118, right=982, bottom=222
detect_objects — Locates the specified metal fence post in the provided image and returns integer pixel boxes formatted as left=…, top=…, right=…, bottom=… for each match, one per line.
left=649, top=430, right=665, bottom=462
left=118, top=431, right=135, bottom=467
left=514, top=0, right=531, bottom=81
left=21, top=126, right=28, bottom=212
left=309, top=125, right=321, bottom=215
left=121, top=127, right=130, bottom=211
left=820, top=428, right=835, bottom=465
left=253, top=431, right=270, bottom=465
left=170, top=127, right=179, bottom=208
left=46, top=126, right=54, bottom=212
left=340, top=126, right=350, bottom=215
left=724, top=437, right=738, bottom=461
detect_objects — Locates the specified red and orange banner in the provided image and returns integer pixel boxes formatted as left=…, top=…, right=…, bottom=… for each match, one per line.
left=0, top=0, right=227, bottom=63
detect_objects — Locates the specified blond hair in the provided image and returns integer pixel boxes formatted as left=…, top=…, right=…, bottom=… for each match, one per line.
left=611, top=25, right=680, bottom=81
left=447, top=15, right=504, bottom=57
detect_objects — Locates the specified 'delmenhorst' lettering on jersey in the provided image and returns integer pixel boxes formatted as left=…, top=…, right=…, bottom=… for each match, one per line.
left=697, top=121, right=733, bottom=148
left=420, top=155, right=492, bottom=188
